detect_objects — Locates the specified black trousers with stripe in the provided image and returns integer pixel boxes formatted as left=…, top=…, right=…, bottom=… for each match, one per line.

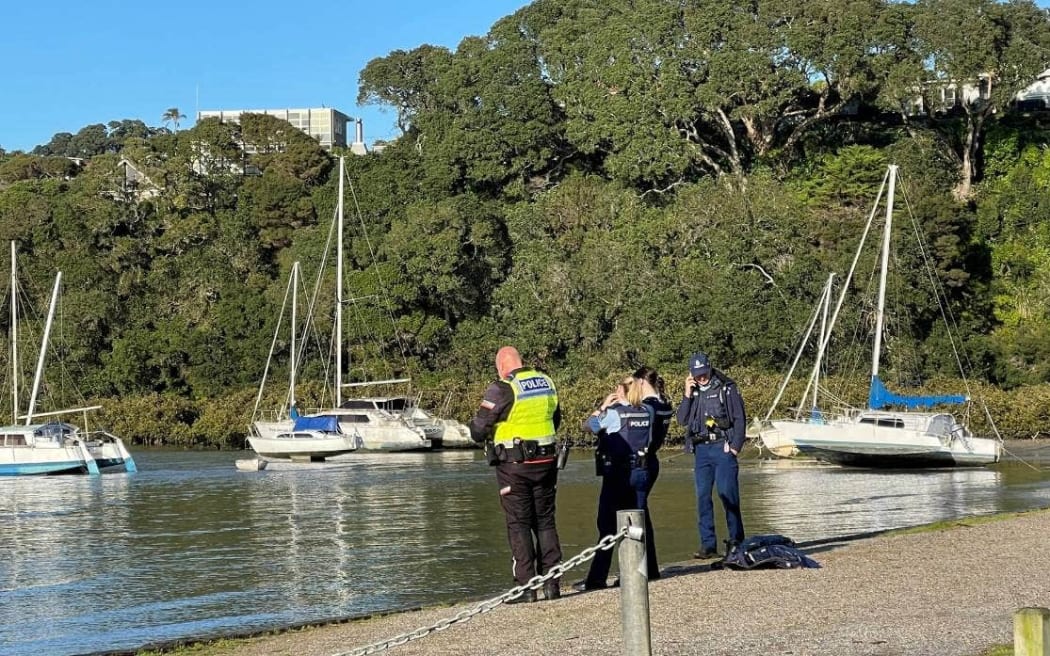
left=495, top=460, right=563, bottom=585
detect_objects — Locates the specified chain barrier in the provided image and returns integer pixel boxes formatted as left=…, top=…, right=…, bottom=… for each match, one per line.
left=334, top=527, right=630, bottom=656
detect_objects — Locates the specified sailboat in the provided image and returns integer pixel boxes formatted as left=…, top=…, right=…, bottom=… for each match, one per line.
left=755, top=165, right=1001, bottom=468
left=247, top=261, right=359, bottom=460
left=0, top=245, right=137, bottom=475
left=249, top=157, right=443, bottom=454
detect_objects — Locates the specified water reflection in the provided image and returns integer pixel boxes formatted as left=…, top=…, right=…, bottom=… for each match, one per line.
left=747, top=459, right=1003, bottom=539
left=0, top=450, right=1047, bottom=655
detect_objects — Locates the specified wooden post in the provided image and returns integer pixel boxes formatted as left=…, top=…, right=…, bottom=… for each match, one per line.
left=617, top=510, right=651, bottom=656
left=1015, top=607, right=1050, bottom=656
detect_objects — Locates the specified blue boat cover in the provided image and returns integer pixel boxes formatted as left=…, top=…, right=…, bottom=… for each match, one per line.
left=868, top=375, right=966, bottom=410
left=292, top=416, right=340, bottom=433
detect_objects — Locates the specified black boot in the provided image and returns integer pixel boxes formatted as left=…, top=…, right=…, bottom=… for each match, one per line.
left=543, top=579, right=561, bottom=601
left=507, top=588, right=536, bottom=604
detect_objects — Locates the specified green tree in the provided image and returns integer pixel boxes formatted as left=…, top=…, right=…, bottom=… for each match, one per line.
left=880, top=0, right=1050, bottom=198
left=162, top=107, right=187, bottom=132
left=33, top=132, right=73, bottom=156
left=68, top=124, right=111, bottom=158
left=358, top=46, right=456, bottom=136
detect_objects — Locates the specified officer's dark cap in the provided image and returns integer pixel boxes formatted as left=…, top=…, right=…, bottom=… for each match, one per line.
left=689, top=352, right=712, bottom=377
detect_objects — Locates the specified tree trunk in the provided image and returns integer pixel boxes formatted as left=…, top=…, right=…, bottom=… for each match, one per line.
left=954, top=110, right=985, bottom=201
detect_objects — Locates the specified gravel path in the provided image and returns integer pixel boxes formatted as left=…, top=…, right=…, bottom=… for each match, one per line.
left=211, top=506, right=1050, bottom=656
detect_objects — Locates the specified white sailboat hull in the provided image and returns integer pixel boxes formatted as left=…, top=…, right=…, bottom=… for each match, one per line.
left=0, top=424, right=134, bottom=476
left=84, top=435, right=136, bottom=470
left=0, top=443, right=91, bottom=475
left=436, top=419, right=475, bottom=448
left=246, top=429, right=358, bottom=459
left=252, top=416, right=430, bottom=453
left=757, top=425, right=801, bottom=458
left=764, top=413, right=1001, bottom=468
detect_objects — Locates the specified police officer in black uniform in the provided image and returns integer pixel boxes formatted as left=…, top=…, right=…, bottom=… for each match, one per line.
left=634, top=366, right=673, bottom=577
left=675, top=352, right=746, bottom=558
left=469, top=346, right=563, bottom=603
left=580, top=375, right=665, bottom=589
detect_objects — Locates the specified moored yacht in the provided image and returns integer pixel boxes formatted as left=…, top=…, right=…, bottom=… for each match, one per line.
left=755, top=166, right=1001, bottom=468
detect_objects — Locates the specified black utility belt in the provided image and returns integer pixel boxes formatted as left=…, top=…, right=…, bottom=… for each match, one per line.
left=492, top=440, right=556, bottom=463
left=595, top=451, right=651, bottom=475
left=691, top=434, right=725, bottom=445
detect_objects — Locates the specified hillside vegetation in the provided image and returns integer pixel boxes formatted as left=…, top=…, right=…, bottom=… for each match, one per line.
left=1, top=0, right=1048, bottom=446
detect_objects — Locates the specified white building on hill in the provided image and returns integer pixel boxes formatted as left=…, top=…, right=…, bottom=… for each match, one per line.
left=196, top=107, right=351, bottom=150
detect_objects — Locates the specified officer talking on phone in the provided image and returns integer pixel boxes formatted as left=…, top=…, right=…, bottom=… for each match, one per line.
left=675, top=352, right=747, bottom=559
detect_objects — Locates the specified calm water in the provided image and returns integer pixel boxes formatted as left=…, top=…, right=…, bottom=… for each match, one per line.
left=2, top=448, right=1049, bottom=656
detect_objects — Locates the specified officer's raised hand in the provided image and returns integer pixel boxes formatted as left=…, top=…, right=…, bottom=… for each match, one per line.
left=684, top=375, right=696, bottom=397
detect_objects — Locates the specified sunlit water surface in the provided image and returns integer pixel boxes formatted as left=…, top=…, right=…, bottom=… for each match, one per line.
left=2, top=448, right=1048, bottom=655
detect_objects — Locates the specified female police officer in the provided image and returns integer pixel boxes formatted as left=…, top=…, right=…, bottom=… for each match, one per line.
left=633, top=366, right=673, bottom=577
left=579, top=375, right=662, bottom=589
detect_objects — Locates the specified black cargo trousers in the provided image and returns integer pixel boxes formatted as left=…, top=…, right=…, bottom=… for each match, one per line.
left=495, top=459, right=563, bottom=585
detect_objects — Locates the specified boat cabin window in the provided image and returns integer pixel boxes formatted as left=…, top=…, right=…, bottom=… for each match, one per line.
left=380, top=398, right=409, bottom=411
left=35, top=424, right=74, bottom=439
left=277, top=432, right=320, bottom=440
left=1, top=434, right=27, bottom=446
left=336, top=414, right=370, bottom=423
left=340, top=400, right=379, bottom=410
left=859, top=417, right=905, bottom=429
left=340, top=398, right=410, bottom=412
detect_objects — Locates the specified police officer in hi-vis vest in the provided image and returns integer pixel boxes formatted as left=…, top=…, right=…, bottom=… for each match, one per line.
left=675, top=352, right=747, bottom=559
left=469, top=346, right=563, bottom=603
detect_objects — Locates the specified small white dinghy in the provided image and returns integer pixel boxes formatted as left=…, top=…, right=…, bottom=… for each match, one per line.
left=235, top=458, right=267, bottom=472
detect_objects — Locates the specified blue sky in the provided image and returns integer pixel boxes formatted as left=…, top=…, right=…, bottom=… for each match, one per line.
left=3, top=0, right=1048, bottom=154
left=0, top=0, right=533, bottom=153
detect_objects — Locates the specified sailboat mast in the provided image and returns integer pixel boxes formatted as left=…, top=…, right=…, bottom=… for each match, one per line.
left=871, top=164, right=897, bottom=379
left=290, top=261, right=299, bottom=409
left=26, top=272, right=61, bottom=425
left=810, top=273, right=835, bottom=411
left=10, top=242, right=17, bottom=424
left=336, top=156, right=345, bottom=408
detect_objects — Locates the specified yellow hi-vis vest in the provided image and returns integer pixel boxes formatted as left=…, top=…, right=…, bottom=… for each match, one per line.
left=493, top=368, right=558, bottom=446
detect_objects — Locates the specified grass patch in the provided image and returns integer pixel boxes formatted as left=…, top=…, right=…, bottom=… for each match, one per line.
left=976, top=645, right=1011, bottom=656
left=882, top=507, right=1050, bottom=537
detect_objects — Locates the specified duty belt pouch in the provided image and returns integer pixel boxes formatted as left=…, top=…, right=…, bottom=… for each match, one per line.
left=594, top=450, right=608, bottom=476
left=521, top=439, right=539, bottom=461
left=484, top=441, right=500, bottom=466
left=502, top=439, right=525, bottom=463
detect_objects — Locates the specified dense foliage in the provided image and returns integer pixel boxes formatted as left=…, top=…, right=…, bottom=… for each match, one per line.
left=1, top=0, right=1049, bottom=446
